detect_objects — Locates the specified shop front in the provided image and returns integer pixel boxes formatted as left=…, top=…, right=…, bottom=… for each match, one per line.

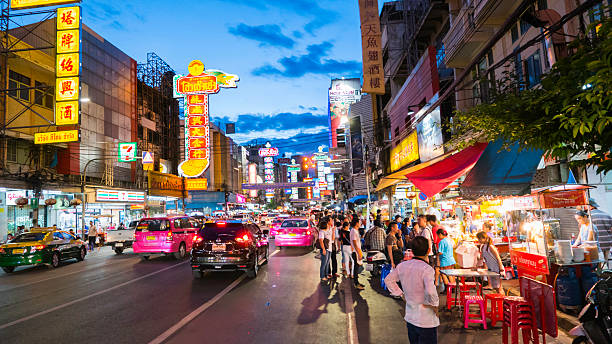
left=84, top=189, right=147, bottom=233
left=0, top=188, right=79, bottom=239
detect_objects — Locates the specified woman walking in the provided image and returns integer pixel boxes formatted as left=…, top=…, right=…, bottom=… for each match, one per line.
left=477, top=231, right=505, bottom=295
left=339, top=221, right=353, bottom=278
left=318, top=218, right=333, bottom=282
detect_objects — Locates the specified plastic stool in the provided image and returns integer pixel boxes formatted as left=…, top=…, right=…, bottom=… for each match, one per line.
left=485, top=293, right=505, bottom=327
left=502, top=296, right=539, bottom=344
left=446, top=284, right=458, bottom=310
left=464, top=295, right=487, bottom=329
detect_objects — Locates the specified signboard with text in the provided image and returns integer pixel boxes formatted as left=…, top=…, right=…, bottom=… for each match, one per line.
left=148, top=171, right=185, bottom=198
left=55, top=6, right=81, bottom=127
left=174, top=60, right=239, bottom=178
left=390, top=131, right=419, bottom=172
left=118, top=142, right=137, bottom=162
left=34, top=130, right=79, bottom=144
left=510, top=250, right=549, bottom=280
left=358, top=0, right=384, bottom=94
left=10, top=0, right=80, bottom=10
left=96, top=189, right=145, bottom=203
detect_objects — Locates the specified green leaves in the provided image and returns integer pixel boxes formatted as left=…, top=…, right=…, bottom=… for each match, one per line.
left=449, top=14, right=612, bottom=173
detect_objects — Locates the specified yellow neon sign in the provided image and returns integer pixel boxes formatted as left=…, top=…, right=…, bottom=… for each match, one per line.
left=10, top=0, right=80, bottom=10
left=34, top=130, right=79, bottom=144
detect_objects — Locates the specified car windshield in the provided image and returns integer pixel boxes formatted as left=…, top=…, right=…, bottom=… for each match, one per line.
left=11, top=232, right=47, bottom=242
left=136, top=219, right=168, bottom=231
left=281, top=220, right=308, bottom=228
left=200, top=223, right=244, bottom=240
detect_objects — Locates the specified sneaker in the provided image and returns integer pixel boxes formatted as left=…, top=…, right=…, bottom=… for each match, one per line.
left=321, top=277, right=328, bottom=282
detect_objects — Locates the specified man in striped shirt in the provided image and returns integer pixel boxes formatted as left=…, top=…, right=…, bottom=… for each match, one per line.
left=589, top=198, right=612, bottom=267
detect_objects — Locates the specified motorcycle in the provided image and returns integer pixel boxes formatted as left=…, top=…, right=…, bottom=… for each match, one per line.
left=569, top=271, right=612, bottom=344
left=365, top=250, right=388, bottom=277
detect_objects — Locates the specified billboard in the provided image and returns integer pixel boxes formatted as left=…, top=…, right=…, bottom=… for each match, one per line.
left=328, top=78, right=361, bottom=148
left=349, top=116, right=364, bottom=174
left=390, top=130, right=419, bottom=172
left=416, top=107, right=444, bottom=162
left=10, top=0, right=80, bottom=10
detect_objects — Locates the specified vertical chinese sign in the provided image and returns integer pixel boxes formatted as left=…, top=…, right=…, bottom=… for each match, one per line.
left=56, top=6, right=81, bottom=126
left=173, top=60, right=239, bottom=178
left=358, top=0, right=385, bottom=94
left=259, top=144, right=278, bottom=201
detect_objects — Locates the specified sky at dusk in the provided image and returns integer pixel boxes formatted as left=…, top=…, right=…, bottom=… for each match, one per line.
left=13, top=0, right=387, bottom=155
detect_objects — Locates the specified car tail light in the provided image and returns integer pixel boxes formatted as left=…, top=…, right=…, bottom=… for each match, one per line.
left=217, top=222, right=226, bottom=226
left=235, top=233, right=251, bottom=243
left=306, top=231, right=311, bottom=235
left=193, top=235, right=203, bottom=244
left=166, top=231, right=173, bottom=242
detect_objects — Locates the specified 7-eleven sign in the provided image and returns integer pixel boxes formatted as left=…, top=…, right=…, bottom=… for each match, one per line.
left=118, top=142, right=137, bottom=162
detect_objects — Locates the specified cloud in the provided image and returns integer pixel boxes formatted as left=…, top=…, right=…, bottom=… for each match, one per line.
left=252, top=41, right=361, bottom=78
left=228, top=24, right=295, bottom=49
left=213, top=111, right=328, bottom=137
left=84, top=1, right=146, bottom=30
left=219, top=0, right=336, bottom=33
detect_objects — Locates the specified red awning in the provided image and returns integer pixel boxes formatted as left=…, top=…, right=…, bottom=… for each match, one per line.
left=405, top=142, right=488, bottom=197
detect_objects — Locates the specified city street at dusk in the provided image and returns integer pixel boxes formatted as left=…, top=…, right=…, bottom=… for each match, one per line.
left=1, top=0, right=611, bottom=343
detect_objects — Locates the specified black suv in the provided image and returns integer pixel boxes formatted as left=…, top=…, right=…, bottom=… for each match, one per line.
left=191, top=221, right=269, bottom=279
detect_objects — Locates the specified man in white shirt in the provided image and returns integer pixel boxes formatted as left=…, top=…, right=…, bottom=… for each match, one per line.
left=318, top=218, right=333, bottom=281
left=350, top=218, right=365, bottom=290
left=385, top=236, right=439, bottom=343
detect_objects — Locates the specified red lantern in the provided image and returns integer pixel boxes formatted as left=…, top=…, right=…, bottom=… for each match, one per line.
left=45, top=198, right=57, bottom=206
left=15, top=197, right=28, bottom=207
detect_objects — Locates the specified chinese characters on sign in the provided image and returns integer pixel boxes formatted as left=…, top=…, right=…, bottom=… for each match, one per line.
left=358, top=0, right=385, bottom=94
left=174, top=60, right=239, bottom=178
left=259, top=142, right=278, bottom=200
left=55, top=6, right=81, bottom=127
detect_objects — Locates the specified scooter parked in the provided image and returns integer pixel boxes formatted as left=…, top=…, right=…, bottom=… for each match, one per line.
left=365, top=250, right=388, bottom=277
left=570, top=271, right=612, bottom=344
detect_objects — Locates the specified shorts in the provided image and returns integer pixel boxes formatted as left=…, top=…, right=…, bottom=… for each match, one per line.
left=488, top=274, right=501, bottom=288
left=440, top=264, right=456, bottom=270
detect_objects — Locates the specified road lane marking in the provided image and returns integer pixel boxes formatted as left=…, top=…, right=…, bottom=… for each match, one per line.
left=0, top=256, right=139, bottom=292
left=344, top=280, right=359, bottom=344
left=148, top=249, right=280, bottom=344
left=0, top=261, right=188, bottom=330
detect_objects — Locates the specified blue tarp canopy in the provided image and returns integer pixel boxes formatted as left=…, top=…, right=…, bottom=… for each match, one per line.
left=348, top=194, right=378, bottom=204
left=460, top=140, right=543, bottom=199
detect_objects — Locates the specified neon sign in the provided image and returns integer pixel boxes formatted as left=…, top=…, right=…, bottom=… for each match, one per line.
left=174, top=60, right=239, bottom=178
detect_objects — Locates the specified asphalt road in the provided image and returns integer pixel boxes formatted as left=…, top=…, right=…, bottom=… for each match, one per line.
left=0, top=245, right=574, bottom=344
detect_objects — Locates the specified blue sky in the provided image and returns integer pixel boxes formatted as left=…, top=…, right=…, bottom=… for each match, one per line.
left=73, top=0, right=372, bottom=155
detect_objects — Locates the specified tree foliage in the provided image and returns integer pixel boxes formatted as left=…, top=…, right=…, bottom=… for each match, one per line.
left=450, top=12, right=612, bottom=173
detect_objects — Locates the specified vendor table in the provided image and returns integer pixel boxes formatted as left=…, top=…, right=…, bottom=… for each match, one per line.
left=441, top=269, right=503, bottom=311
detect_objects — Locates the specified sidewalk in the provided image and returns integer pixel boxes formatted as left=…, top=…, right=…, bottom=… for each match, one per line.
left=502, top=278, right=580, bottom=336
left=353, top=271, right=574, bottom=343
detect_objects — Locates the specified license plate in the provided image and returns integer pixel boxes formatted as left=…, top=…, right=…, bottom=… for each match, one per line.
left=365, top=263, right=374, bottom=272
left=212, top=244, right=226, bottom=252
left=289, top=233, right=297, bottom=237
left=215, top=265, right=222, bottom=269
left=146, top=236, right=156, bottom=241
left=13, top=248, right=25, bottom=254
left=115, top=243, right=123, bottom=247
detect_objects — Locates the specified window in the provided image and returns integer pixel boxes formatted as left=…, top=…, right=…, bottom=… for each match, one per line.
left=525, top=51, right=542, bottom=88
left=520, top=19, right=531, bottom=35
left=8, top=70, right=31, bottom=101
left=34, top=81, right=53, bottom=109
left=511, top=24, right=519, bottom=43
left=53, top=232, right=65, bottom=240
left=537, top=0, right=547, bottom=10
left=7, top=139, right=17, bottom=162
left=514, top=51, right=524, bottom=88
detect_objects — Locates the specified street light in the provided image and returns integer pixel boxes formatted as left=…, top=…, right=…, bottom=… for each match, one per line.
left=81, top=158, right=106, bottom=240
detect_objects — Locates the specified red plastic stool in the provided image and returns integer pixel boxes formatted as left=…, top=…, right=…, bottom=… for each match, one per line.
left=502, top=296, right=539, bottom=344
left=485, top=293, right=505, bottom=326
left=446, top=284, right=458, bottom=310
left=464, top=295, right=487, bottom=329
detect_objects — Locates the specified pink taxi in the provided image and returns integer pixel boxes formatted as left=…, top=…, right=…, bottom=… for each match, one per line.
left=133, top=216, right=199, bottom=260
left=274, top=218, right=315, bottom=248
